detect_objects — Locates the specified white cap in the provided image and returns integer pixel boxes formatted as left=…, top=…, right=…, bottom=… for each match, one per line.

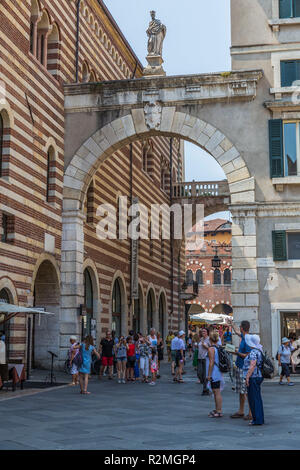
left=70, top=335, right=77, bottom=341
left=178, top=330, right=185, bottom=337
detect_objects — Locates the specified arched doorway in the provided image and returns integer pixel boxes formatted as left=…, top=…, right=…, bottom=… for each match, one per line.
left=32, top=259, right=60, bottom=369
left=83, top=268, right=94, bottom=339
left=147, top=290, right=155, bottom=333
left=112, top=278, right=122, bottom=337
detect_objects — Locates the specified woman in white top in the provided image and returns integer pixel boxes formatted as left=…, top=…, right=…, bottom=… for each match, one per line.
left=147, top=328, right=157, bottom=347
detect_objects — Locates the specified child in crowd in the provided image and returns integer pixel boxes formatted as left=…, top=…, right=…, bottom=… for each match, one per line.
left=126, top=336, right=136, bottom=382
left=139, top=336, right=151, bottom=382
left=149, top=347, right=158, bottom=386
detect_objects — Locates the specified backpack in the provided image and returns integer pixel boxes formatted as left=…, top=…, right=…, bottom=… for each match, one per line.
left=213, top=345, right=231, bottom=373
left=254, top=348, right=274, bottom=379
left=72, top=345, right=83, bottom=368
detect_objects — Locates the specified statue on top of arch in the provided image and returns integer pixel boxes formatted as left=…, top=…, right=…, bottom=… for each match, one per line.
left=144, top=11, right=166, bottom=77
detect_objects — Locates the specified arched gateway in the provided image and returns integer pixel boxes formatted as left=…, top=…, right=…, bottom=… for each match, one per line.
left=61, top=71, right=262, bottom=349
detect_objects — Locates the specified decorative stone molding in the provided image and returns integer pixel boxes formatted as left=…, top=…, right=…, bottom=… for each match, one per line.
left=144, top=101, right=162, bottom=130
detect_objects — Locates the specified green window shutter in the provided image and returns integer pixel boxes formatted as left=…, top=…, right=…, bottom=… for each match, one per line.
left=272, top=231, right=287, bottom=261
left=269, top=119, right=284, bottom=178
left=294, top=0, right=300, bottom=17
left=281, top=60, right=297, bottom=87
left=280, top=0, right=293, bottom=17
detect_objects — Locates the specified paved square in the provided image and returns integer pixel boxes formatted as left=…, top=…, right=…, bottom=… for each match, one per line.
left=0, top=361, right=299, bottom=450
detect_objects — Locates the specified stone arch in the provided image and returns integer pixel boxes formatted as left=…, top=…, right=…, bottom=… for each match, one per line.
left=83, top=258, right=101, bottom=344
left=145, top=284, right=157, bottom=333
left=31, top=253, right=60, bottom=297
left=0, top=276, right=18, bottom=305
left=31, top=254, right=60, bottom=368
left=0, top=103, right=14, bottom=129
left=110, top=270, right=128, bottom=336
left=64, top=111, right=253, bottom=209
left=62, top=109, right=257, bottom=345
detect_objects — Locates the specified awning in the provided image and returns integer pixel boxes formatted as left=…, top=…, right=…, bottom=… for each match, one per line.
left=0, top=303, right=55, bottom=315
left=189, top=312, right=232, bottom=325
left=0, top=303, right=55, bottom=324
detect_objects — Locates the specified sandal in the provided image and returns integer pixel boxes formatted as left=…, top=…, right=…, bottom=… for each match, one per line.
left=178, top=379, right=185, bottom=383
left=173, top=377, right=178, bottom=382
left=209, top=411, right=223, bottom=418
left=83, top=391, right=91, bottom=395
left=230, top=412, right=244, bottom=419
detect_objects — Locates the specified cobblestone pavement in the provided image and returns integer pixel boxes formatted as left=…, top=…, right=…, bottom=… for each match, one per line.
left=0, top=359, right=299, bottom=450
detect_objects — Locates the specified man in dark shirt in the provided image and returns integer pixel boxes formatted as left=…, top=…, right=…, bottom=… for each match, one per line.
left=99, top=330, right=114, bottom=380
left=227, top=319, right=252, bottom=420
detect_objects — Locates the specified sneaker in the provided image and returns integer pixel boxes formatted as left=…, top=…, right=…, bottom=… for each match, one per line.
left=149, top=382, right=155, bottom=386
left=288, top=382, right=295, bottom=386
left=279, top=381, right=284, bottom=385
left=122, top=379, right=126, bottom=384
left=118, top=379, right=121, bottom=384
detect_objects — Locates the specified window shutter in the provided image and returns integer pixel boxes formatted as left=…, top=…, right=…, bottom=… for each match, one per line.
left=294, top=0, right=300, bottom=17
left=279, top=0, right=293, bottom=18
left=272, top=231, right=287, bottom=261
left=281, top=60, right=297, bottom=87
left=269, top=119, right=284, bottom=178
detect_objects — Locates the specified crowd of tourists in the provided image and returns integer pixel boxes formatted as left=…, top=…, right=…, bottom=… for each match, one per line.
left=186, top=318, right=299, bottom=425
left=67, top=319, right=299, bottom=426
left=67, top=328, right=164, bottom=394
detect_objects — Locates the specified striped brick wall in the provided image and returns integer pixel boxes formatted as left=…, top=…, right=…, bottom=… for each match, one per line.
left=0, top=0, right=185, bottom=366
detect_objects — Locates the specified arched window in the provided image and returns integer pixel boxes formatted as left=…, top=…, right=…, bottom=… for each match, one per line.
left=186, top=270, right=193, bottom=286
left=0, top=114, right=3, bottom=178
left=82, top=62, right=90, bottom=83
left=142, top=139, right=154, bottom=176
left=224, top=268, right=231, bottom=285
left=46, top=146, right=55, bottom=202
left=89, top=70, right=96, bottom=82
left=147, top=291, right=154, bottom=333
left=37, top=10, right=50, bottom=66
left=213, top=269, right=221, bottom=285
left=83, top=269, right=93, bottom=337
left=196, top=269, right=203, bottom=285
left=47, top=23, right=60, bottom=80
left=112, top=279, right=122, bottom=337
left=29, top=0, right=40, bottom=56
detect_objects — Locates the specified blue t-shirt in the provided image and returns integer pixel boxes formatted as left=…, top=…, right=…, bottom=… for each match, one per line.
left=236, top=334, right=251, bottom=369
left=224, top=331, right=232, bottom=343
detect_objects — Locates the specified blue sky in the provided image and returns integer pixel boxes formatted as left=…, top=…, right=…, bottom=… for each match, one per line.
left=104, top=0, right=232, bottom=219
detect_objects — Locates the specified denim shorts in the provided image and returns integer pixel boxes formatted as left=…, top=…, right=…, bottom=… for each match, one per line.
left=117, top=357, right=127, bottom=362
left=281, top=363, right=290, bottom=377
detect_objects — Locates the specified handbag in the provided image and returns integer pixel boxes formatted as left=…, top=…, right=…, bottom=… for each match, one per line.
left=73, top=345, right=83, bottom=368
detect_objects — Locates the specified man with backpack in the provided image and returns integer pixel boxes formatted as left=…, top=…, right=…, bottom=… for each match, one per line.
left=227, top=319, right=252, bottom=421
